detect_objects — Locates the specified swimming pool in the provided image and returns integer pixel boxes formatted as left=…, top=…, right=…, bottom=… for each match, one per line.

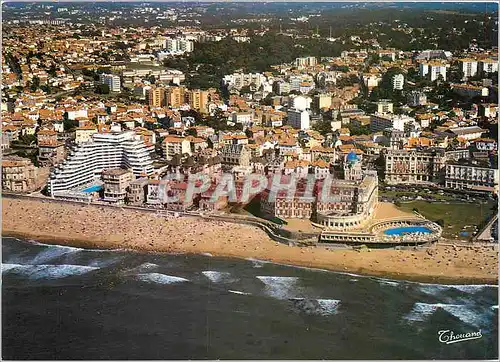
left=383, top=226, right=432, bottom=236
left=82, top=185, right=102, bottom=193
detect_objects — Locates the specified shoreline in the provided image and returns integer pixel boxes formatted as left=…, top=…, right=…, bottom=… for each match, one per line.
left=3, top=229, right=497, bottom=286
left=2, top=198, right=498, bottom=285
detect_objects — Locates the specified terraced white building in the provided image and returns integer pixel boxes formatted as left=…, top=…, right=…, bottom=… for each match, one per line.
left=48, top=131, right=154, bottom=196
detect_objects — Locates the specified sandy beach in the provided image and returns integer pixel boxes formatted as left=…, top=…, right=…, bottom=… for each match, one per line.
left=2, top=197, right=498, bottom=284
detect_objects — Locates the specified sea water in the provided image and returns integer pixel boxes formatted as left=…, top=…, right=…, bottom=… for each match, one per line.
left=2, top=237, right=498, bottom=359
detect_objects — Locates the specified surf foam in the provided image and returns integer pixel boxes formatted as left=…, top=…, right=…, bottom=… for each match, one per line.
left=228, top=290, right=251, bottom=295
left=404, top=302, right=486, bottom=328
left=2, top=263, right=98, bottom=280
left=136, top=273, right=189, bottom=285
left=202, top=271, right=235, bottom=283
left=257, top=276, right=300, bottom=300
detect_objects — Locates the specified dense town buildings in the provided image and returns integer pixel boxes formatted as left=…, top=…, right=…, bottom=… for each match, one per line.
left=1, top=3, right=497, bottom=228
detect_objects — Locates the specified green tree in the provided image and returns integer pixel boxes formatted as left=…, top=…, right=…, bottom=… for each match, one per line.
left=312, top=118, right=333, bottom=136
left=95, top=83, right=110, bottom=94
left=30, top=76, right=40, bottom=92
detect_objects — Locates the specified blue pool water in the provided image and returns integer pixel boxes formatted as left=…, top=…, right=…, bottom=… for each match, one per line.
left=384, top=226, right=432, bottom=236
left=82, top=185, right=102, bottom=193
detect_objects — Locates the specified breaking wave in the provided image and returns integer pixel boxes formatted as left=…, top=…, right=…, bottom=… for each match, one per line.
left=404, top=302, right=488, bottom=328
left=87, top=256, right=124, bottom=268
left=228, top=290, right=251, bottom=295
left=257, top=276, right=300, bottom=300
left=6, top=245, right=82, bottom=265
left=418, top=282, right=495, bottom=297
left=247, top=258, right=270, bottom=268
left=2, top=263, right=98, bottom=280
left=202, top=271, right=236, bottom=283
left=376, top=278, right=400, bottom=287
left=135, top=273, right=189, bottom=285
left=451, top=285, right=492, bottom=293
left=136, top=262, right=159, bottom=270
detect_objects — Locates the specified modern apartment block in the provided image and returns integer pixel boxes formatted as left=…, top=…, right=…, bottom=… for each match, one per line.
left=392, top=73, right=404, bottom=90
left=165, top=38, right=194, bottom=53
left=147, top=87, right=166, bottom=107
left=162, top=136, right=192, bottom=161
left=295, top=56, right=317, bottom=68
left=287, top=109, right=310, bottom=130
left=166, top=86, right=186, bottom=108
left=458, top=58, right=479, bottom=79
left=370, top=113, right=413, bottom=132
left=376, top=100, right=394, bottom=114
left=187, top=89, right=209, bottom=113
left=48, top=131, right=154, bottom=196
left=99, top=73, right=121, bottom=92
left=451, top=84, right=489, bottom=98
left=445, top=161, right=499, bottom=193
left=419, top=61, right=448, bottom=81
left=222, top=72, right=266, bottom=90
left=407, top=91, right=427, bottom=106
left=384, top=148, right=446, bottom=184
left=479, top=59, right=498, bottom=74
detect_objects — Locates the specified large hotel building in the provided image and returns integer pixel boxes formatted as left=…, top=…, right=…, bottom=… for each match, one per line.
left=445, top=161, right=499, bottom=193
left=260, top=152, right=379, bottom=231
left=383, top=148, right=446, bottom=184
left=48, top=131, right=154, bottom=196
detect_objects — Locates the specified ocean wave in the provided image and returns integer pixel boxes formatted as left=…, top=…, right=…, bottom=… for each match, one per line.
left=2, top=263, right=98, bottom=280
left=2, top=263, right=22, bottom=273
left=135, top=273, right=189, bottom=285
left=30, top=246, right=82, bottom=265
left=25, top=239, right=83, bottom=250
left=289, top=298, right=341, bottom=316
left=404, top=302, right=444, bottom=322
left=317, top=299, right=342, bottom=316
left=228, top=290, right=251, bottom=295
left=137, top=262, right=159, bottom=270
left=4, top=243, right=82, bottom=265
left=257, top=276, right=300, bottom=300
left=202, top=271, right=235, bottom=283
left=418, top=284, right=450, bottom=296
left=404, top=302, right=487, bottom=328
left=87, top=256, right=124, bottom=268
left=246, top=258, right=270, bottom=268
left=451, top=285, right=491, bottom=293
left=417, top=282, right=494, bottom=297
left=376, top=278, right=400, bottom=287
